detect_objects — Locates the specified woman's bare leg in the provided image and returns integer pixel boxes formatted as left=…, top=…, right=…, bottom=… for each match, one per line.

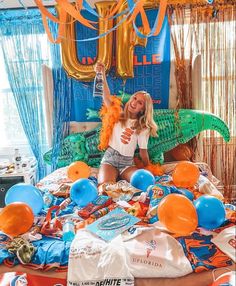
left=98, top=163, right=119, bottom=185
left=120, top=166, right=139, bottom=182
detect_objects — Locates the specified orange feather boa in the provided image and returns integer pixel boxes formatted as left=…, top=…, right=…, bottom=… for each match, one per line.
left=98, top=96, right=122, bottom=151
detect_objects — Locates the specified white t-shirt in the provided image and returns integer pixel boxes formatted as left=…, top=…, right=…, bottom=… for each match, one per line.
left=109, top=119, right=150, bottom=157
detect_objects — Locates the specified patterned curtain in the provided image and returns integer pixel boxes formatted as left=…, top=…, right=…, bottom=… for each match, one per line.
left=168, top=2, right=236, bottom=202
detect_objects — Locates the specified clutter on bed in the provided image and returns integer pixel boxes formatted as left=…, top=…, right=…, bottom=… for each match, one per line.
left=0, top=161, right=234, bottom=284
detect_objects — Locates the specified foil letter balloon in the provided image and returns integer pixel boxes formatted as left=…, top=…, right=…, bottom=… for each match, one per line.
left=116, top=1, right=147, bottom=78
left=60, top=1, right=116, bottom=81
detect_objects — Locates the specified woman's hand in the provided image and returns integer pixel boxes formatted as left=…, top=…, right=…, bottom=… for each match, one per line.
left=94, top=62, right=105, bottom=75
left=139, top=149, right=150, bottom=166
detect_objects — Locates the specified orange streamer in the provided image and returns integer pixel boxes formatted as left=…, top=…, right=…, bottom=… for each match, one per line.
left=41, top=8, right=67, bottom=44
left=126, top=0, right=167, bottom=37
left=35, top=0, right=168, bottom=44
left=153, top=0, right=168, bottom=36
left=56, top=0, right=97, bottom=29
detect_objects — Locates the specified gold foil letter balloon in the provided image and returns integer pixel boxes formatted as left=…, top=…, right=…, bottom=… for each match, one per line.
left=60, top=0, right=161, bottom=80
left=116, top=1, right=147, bottom=78
left=60, top=1, right=116, bottom=81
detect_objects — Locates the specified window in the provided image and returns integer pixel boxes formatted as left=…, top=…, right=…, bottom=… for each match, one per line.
left=0, top=34, right=52, bottom=157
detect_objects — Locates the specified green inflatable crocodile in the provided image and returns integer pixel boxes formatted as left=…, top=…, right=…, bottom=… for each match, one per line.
left=44, top=109, right=230, bottom=168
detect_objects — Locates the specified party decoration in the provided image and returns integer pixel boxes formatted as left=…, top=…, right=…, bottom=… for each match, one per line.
left=35, top=0, right=168, bottom=81
left=67, top=161, right=90, bottom=182
left=157, top=194, right=198, bottom=236
left=61, top=1, right=115, bottom=81
left=147, top=184, right=171, bottom=224
left=98, top=96, right=123, bottom=151
left=35, top=0, right=168, bottom=44
left=44, top=108, right=230, bottom=168
left=0, top=202, right=34, bottom=237
left=70, top=178, right=98, bottom=207
left=116, top=1, right=147, bottom=78
left=172, top=161, right=200, bottom=188
left=194, top=195, right=226, bottom=230
left=177, top=188, right=194, bottom=201
left=5, top=183, right=44, bottom=215
left=130, top=169, right=155, bottom=192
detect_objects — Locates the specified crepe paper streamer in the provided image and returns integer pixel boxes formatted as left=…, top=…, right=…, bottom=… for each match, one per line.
left=35, top=0, right=137, bottom=43
left=43, top=108, right=230, bottom=168
left=34, top=0, right=168, bottom=43
left=65, top=5, right=136, bottom=43
left=56, top=0, right=97, bottom=29
left=126, top=0, right=168, bottom=38
left=83, top=0, right=129, bottom=21
left=42, top=7, right=67, bottom=44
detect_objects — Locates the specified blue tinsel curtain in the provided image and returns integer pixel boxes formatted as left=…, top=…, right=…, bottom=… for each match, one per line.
left=0, top=8, right=73, bottom=177
left=49, top=20, right=72, bottom=171
left=0, top=9, right=48, bottom=179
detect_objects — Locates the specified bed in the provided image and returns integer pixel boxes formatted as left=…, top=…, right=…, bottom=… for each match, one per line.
left=0, top=162, right=235, bottom=286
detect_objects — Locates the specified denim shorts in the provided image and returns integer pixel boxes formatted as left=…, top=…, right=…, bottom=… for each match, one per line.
left=101, top=147, right=134, bottom=174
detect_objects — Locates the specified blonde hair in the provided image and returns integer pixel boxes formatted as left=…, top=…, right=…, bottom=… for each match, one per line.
left=120, top=91, right=158, bottom=137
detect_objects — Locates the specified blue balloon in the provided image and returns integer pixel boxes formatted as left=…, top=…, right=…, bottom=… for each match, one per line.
left=178, top=188, right=194, bottom=201
left=194, top=195, right=226, bottom=230
left=130, top=169, right=155, bottom=192
left=70, top=178, right=98, bottom=207
left=5, top=183, right=44, bottom=215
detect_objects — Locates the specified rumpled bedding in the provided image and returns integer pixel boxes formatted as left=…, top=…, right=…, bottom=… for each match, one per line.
left=0, top=162, right=234, bottom=276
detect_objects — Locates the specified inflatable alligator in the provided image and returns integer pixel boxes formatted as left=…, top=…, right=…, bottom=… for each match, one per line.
left=44, top=109, right=230, bottom=168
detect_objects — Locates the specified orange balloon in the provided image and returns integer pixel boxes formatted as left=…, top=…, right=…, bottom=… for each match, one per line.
left=157, top=194, right=198, bottom=236
left=172, top=161, right=200, bottom=188
left=67, top=161, right=91, bottom=182
left=0, top=202, right=34, bottom=237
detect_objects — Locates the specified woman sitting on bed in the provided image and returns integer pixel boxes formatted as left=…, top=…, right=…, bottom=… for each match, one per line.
left=95, top=62, right=158, bottom=186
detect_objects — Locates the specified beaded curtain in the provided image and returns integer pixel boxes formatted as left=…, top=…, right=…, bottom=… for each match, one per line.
left=168, top=1, right=236, bottom=202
